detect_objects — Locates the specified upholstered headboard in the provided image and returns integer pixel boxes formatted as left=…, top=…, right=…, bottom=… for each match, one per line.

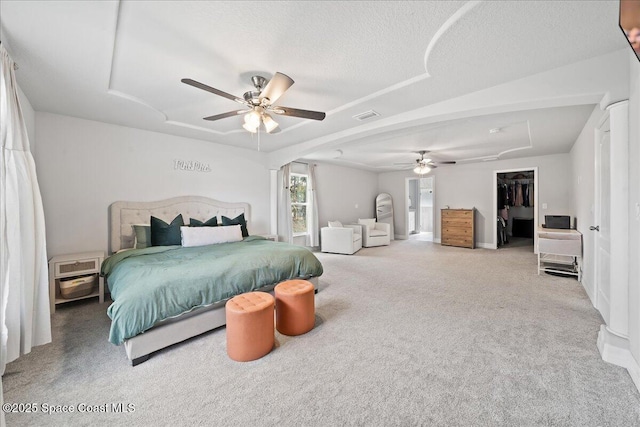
left=109, top=196, right=251, bottom=254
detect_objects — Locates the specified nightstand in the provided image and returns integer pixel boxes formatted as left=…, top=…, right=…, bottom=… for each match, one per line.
left=49, top=251, right=105, bottom=313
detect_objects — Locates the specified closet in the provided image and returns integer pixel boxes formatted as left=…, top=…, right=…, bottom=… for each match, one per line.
left=497, top=170, right=535, bottom=248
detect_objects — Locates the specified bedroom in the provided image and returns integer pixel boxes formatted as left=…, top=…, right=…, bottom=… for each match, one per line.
left=2, top=1, right=640, bottom=425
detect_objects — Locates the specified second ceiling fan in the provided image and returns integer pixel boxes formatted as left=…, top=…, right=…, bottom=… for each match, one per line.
left=395, top=150, right=456, bottom=174
left=182, top=72, right=326, bottom=133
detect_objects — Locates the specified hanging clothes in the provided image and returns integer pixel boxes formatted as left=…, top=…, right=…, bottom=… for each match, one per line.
left=528, top=182, right=534, bottom=207
left=522, top=183, right=529, bottom=207
left=497, top=183, right=508, bottom=209
left=515, top=182, right=524, bottom=206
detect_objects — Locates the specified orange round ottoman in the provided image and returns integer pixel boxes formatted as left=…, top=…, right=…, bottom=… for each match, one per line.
left=225, top=291, right=275, bottom=362
left=275, top=280, right=315, bottom=336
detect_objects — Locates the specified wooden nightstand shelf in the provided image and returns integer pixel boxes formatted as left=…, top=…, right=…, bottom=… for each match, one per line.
left=49, top=251, right=105, bottom=313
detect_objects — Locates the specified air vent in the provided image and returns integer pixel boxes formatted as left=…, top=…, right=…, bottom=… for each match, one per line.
left=352, top=110, right=381, bottom=121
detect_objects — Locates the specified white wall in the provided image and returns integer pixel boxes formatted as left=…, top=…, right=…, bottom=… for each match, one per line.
left=35, top=113, right=271, bottom=257
left=378, top=153, right=573, bottom=246
left=314, top=162, right=379, bottom=228
left=627, top=52, right=640, bottom=380
left=570, top=51, right=640, bottom=391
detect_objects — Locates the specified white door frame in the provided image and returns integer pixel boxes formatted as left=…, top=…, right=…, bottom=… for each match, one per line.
left=405, top=175, right=435, bottom=240
left=492, top=167, right=539, bottom=251
left=595, top=100, right=632, bottom=371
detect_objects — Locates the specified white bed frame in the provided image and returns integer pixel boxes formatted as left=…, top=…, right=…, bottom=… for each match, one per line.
left=109, top=196, right=318, bottom=365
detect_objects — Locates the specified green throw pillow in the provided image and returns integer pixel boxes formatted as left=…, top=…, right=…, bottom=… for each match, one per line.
left=190, top=216, right=218, bottom=227
left=221, top=213, right=249, bottom=237
left=132, top=224, right=151, bottom=249
left=150, top=214, right=184, bottom=246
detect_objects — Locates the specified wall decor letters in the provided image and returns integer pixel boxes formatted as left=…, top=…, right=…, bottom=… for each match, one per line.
left=173, top=159, right=211, bottom=172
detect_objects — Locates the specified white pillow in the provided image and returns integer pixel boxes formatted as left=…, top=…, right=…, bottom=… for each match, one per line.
left=358, top=218, right=376, bottom=228
left=181, top=225, right=243, bottom=247
left=328, top=220, right=343, bottom=228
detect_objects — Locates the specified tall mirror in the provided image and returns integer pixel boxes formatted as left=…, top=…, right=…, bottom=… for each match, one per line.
left=375, top=193, right=394, bottom=240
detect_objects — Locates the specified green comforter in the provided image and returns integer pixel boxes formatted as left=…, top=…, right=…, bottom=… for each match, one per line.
left=102, top=236, right=323, bottom=344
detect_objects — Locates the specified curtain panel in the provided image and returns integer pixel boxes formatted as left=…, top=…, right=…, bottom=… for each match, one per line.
left=0, top=45, right=51, bottom=382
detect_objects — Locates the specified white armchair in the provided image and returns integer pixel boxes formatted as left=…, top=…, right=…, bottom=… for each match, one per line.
left=358, top=218, right=391, bottom=247
left=321, top=221, right=362, bottom=255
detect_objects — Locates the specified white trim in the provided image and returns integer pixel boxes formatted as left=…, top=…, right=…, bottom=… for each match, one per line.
left=606, top=101, right=629, bottom=336
left=492, top=167, right=539, bottom=253
left=476, top=242, right=494, bottom=249
left=270, top=170, right=278, bottom=235
left=597, top=325, right=633, bottom=369
left=629, top=356, right=640, bottom=394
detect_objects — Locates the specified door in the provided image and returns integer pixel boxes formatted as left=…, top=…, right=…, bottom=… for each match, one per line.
left=594, top=128, right=611, bottom=324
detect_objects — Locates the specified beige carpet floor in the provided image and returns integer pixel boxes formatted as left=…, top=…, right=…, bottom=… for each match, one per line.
left=3, top=240, right=640, bottom=426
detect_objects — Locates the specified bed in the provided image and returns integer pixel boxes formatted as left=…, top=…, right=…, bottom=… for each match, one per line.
left=104, top=196, right=323, bottom=365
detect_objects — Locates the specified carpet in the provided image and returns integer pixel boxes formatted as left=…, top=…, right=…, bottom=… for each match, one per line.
left=3, top=240, right=640, bottom=426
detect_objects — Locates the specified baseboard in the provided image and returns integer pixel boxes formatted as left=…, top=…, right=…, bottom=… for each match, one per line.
left=476, top=242, right=495, bottom=249
left=628, top=354, right=640, bottom=393
left=597, top=325, right=634, bottom=369
left=581, top=276, right=596, bottom=308
left=433, top=238, right=441, bottom=244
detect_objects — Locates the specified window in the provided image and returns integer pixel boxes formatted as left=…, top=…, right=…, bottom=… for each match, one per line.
left=290, top=173, right=309, bottom=235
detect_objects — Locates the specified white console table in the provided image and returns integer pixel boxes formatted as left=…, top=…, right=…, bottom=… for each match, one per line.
left=537, top=227, right=582, bottom=281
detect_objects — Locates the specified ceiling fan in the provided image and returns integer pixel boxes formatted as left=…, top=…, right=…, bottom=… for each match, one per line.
left=181, top=72, right=326, bottom=134
left=395, top=150, right=456, bottom=174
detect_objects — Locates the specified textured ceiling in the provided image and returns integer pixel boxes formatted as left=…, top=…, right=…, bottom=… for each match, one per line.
left=0, top=1, right=631, bottom=170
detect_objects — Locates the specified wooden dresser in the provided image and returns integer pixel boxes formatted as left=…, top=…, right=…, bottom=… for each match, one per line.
left=441, top=208, right=475, bottom=249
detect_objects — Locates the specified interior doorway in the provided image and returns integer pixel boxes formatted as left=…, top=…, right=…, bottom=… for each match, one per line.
left=406, top=176, right=434, bottom=241
left=493, top=167, right=539, bottom=251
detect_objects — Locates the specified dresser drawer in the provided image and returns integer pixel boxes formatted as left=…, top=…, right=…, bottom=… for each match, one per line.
left=442, top=218, right=473, bottom=227
left=441, top=227, right=473, bottom=238
left=54, top=257, right=101, bottom=277
left=441, top=237, right=474, bottom=248
left=442, top=210, right=473, bottom=219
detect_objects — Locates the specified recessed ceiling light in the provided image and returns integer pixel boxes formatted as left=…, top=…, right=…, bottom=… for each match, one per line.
left=489, top=128, right=501, bottom=134
left=353, top=110, right=381, bottom=121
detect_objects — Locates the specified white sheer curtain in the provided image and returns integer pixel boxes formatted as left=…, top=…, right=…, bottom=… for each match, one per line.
left=278, top=163, right=292, bottom=244
left=1, top=45, right=51, bottom=385
left=306, top=163, right=319, bottom=247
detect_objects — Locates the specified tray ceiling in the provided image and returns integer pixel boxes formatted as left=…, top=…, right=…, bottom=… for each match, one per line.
left=0, top=1, right=631, bottom=170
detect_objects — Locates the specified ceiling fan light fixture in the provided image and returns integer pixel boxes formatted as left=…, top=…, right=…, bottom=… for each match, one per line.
left=413, top=164, right=431, bottom=175
left=262, top=113, right=279, bottom=133
left=244, top=109, right=262, bottom=127
left=242, top=122, right=258, bottom=133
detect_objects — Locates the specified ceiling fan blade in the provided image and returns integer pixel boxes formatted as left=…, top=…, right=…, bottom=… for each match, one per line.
left=260, top=72, right=294, bottom=104
left=271, top=106, right=326, bottom=121
left=181, top=78, right=247, bottom=105
left=435, top=161, right=457, bottom=165
left=203, top=110, right=248, bottom=121
left=393, top=162, right=416, bottom=166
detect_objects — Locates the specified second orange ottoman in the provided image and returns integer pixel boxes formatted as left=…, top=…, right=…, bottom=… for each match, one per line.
left=275, top=280, right=315, bottom=336
left=225, top=291, right=275, bottom=362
